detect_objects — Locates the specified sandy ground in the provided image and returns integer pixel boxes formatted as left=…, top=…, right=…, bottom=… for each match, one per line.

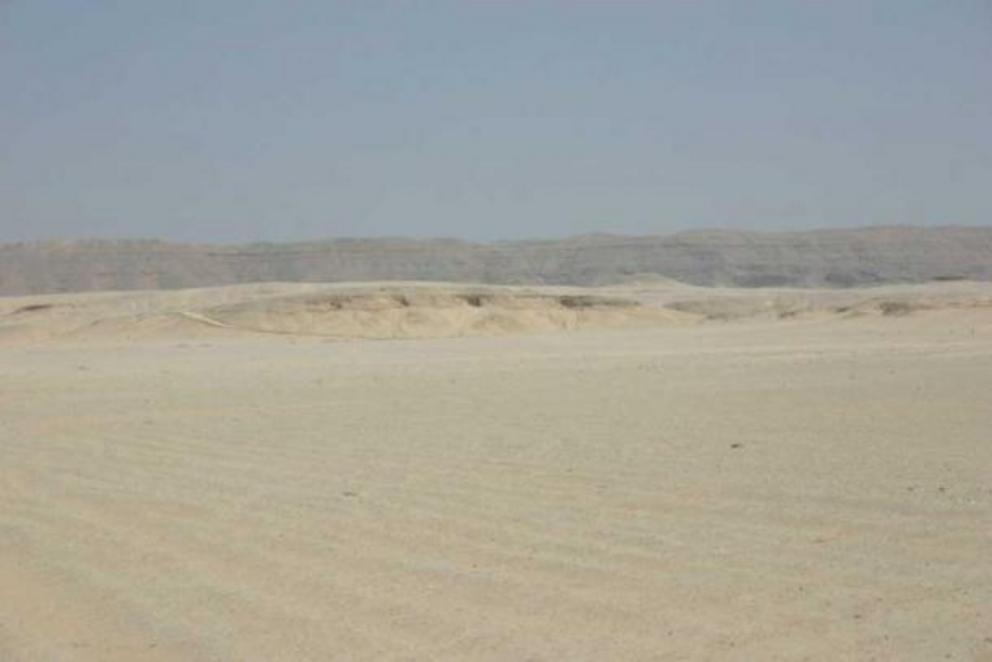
left=1, top=283, right=991, bottom=660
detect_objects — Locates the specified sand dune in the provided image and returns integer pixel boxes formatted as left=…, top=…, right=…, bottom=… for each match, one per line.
left=1, top=282, right=991, bottom=660
left=197, top=289, right=694, bottom=339
left=0, top=283, right=695, bottom=343
left=3, top=280, right=992, bottom=344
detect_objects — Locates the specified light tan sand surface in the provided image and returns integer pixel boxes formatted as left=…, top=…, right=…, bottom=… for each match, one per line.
left=1, top=282, right=991, bottom=660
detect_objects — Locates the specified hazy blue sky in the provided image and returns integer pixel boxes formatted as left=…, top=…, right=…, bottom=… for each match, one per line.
left=1, top=1, right=989, bottom=243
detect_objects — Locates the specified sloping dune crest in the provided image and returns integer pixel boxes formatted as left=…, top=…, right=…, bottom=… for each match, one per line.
left=4, top=280, right=992, bottom=345
left=0, top=283, right=695, bottom=343
left=197, top=289, right=694, bottom=339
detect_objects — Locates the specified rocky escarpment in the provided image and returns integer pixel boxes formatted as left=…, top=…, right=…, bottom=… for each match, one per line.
left=1, top=226, right=990, bottom=295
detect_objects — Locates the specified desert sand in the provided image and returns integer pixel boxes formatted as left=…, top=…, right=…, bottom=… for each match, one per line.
left=1, top=281, right=990, bottom=660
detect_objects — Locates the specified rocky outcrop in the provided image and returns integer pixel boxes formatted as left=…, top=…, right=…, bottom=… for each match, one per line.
left=2, top=226, right=990, bottom=295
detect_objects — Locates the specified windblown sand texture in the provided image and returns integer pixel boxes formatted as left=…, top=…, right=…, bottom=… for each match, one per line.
left=2, top=281, right=991, bottom=660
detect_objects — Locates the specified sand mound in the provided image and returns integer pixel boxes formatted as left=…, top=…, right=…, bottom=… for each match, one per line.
left=194, top=288, right=691, bottom=339
left=0, top=284, right=694, bottom=343
left=660, top=282, right=992, bottom=321
left=4, top=280, right=992, bottom=345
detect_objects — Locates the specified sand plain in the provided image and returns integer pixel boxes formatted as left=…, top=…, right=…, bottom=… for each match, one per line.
left=1, top=281, right=991, bottom=661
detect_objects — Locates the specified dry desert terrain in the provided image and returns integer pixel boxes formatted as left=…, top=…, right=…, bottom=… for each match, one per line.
left=1, top=281, right=990, bottom=660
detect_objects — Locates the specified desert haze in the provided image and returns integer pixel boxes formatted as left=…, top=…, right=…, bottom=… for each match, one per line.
left=1, top=278, right=990, bottom=660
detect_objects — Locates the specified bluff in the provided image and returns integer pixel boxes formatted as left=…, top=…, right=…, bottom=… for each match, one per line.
left=2, top=226, right=990, bottom=296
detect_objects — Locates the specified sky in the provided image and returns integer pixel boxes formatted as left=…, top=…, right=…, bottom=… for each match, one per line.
left=1, top=1, right=990, bottom=244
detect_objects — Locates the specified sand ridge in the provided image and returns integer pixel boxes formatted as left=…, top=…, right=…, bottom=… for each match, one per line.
left=2, top=280, right=992, bottom=344
left=0, top=282, right=695, bottom=343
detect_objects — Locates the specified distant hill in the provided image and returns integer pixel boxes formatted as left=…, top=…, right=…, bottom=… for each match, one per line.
left=2, top=226, right=991, bottom=296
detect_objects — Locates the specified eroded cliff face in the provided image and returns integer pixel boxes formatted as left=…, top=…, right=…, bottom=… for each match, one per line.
left=2, top=226, right=991, bottom=295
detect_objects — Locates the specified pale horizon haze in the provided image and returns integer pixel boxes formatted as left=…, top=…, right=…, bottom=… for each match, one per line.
left=1, top=1, right=990, bottom=244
